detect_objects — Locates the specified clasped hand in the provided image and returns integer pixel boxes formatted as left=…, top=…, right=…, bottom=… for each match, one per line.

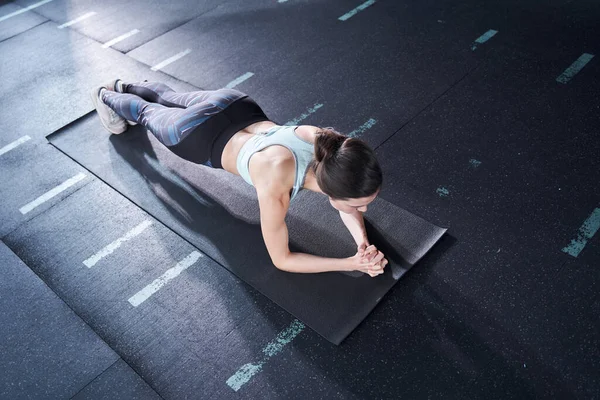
left=353, top=243, right=388, bottom=277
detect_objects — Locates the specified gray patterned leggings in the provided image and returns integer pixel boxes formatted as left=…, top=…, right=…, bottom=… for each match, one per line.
left=102, top=81, right=269, bottom=168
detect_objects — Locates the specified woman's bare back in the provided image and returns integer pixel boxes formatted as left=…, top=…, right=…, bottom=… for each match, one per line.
left=220, top=122, right=319, bottom=196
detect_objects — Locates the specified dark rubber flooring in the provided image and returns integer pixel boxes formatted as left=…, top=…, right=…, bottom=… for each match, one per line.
left=0, top=0, right=598, bottom=398
left=47, top=115, right=447, bottom=344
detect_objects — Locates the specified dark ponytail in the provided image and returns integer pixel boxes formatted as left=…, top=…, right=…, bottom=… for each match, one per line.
left=311, top=128, right=382, bottom=200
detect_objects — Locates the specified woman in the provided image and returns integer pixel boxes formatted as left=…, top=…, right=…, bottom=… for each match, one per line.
left=91, top=80, right=388, bottom=277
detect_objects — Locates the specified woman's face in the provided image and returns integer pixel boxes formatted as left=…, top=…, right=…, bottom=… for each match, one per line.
left=329, top=190, right=379, bottom=214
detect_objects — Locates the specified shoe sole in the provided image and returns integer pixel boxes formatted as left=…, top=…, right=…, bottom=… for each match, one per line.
left=90, top=87, right=127, bottom=134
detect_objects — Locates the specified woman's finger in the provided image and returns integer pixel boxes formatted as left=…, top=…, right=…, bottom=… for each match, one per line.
left=365, top=245, right=377, bottom=256
left=365, top=246, right=378, bottom=261
left=369, top=251, right=385, bottom=265
left=360, top=252, right=384, bottom=267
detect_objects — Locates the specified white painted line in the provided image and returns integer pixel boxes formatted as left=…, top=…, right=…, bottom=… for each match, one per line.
left=225, top=72, right=255, bottom=89
left=128, top=251, right=203, bottom=307
left=19, top=172, right=87, bottom=215
left=102, top=29, right=140, bottom=48
left=226, top=320, right=305, bottom=391
left=339, top=0, right=375, bottom=21
left=0, top=136, right=31, bottom=157
left=348, top=118, right=377, bottom=137
left=0, top=0, right=53, bottom=23
left=471, top=29, right=498, bottom=51
left=285, top=103, right=324, bottom=125
left=562, top=208, right=600, bottom=257
left=57, top=11, right=96, bottom=29
left=150, top=49, right=192, bottom=71
left=556, top=53, right=595, bottom=84
left=83, top=220, right=153, bottom=268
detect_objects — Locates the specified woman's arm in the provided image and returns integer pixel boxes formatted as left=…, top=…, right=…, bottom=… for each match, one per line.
left=279, top=252, right=352, bottom=273
left=256, top=182, right=354, bottom=273
left=339, top=209, right=387, bottom=272
left=339, top=209, right=368, bottom=247
left=253, top=159, right=361, bottom=273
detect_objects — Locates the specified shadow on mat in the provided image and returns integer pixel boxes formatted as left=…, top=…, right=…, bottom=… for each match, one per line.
left=108, top=127, right=410, bottom=279
left=108, top=127, right=294, bottom=348
left=108, top=129, right=272, bottom=257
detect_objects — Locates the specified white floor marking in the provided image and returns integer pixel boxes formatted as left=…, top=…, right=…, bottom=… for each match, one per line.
left=0, top=0, right=53, bottom=23
left=339, top=0, right=376, bottom=21
left=225, top=72, right=254, bottom=89
left=151, top=49, right=192, bottom=71
left=57, top=11, right=96, bottom=29
left=128, top=251, right=203, bottom=307
left=556, top=53, right=595, bottom=84
left=226, top=320, right=305, bottom=391
left=562, top=208, right=600, bottom=257
left=0, top=136, right=31, bottom=157
left=19, top=172, right=87, bottom=215
left=83, top=220, right=153, bottom=268
left=102, top=29, right=140, bottom=48
left=348, top=118, right=377, bottom=137
left=471, top=29, right=498, bottom=51
left=285, top=103, right=324, bottom=125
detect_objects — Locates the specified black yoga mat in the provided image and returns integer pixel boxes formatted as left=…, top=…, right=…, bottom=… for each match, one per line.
left=47, top=113, right=447, bottom=344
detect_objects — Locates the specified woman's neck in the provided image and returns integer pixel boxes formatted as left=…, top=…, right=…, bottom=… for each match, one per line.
left=302, top=168, right=323, bottom=194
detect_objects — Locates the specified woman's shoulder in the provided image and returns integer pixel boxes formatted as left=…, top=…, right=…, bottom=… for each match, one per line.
left=293, top=125, right=319, bottom=144
left=251, top=150, right=296, bottom=196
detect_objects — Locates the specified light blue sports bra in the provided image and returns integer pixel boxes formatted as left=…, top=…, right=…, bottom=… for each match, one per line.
left=236, top=125, right=315, bottom=202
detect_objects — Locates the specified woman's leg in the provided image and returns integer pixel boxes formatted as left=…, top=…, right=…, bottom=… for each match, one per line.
left=102, top=90, right=196, bottom=146
left=120, top=81, right=246, bottom=109
left=101, top=86, right=259, bottom=166
left=101, top=89, right=236, bottom=165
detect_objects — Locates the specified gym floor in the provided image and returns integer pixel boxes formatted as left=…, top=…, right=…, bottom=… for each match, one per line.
left=1, top=0, right=598, bottom=398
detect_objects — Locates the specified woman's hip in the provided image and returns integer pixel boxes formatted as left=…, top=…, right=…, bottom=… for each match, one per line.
left=168, top=95, right=270, bottom=168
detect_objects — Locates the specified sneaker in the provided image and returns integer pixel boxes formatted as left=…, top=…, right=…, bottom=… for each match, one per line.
left=114, top=79, right=126, bottom=93
left=102, top=79, right=128, bottom=94
left=112, top=79, right=137, bottom=126
left=90, top=87, right=127, bottom=134
left=102, top=79, right=118, bottom=92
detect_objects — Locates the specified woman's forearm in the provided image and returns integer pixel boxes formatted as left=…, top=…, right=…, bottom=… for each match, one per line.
left=278, top=252, right=352, bottom=273
left=339, top=210, right=368, bottom=246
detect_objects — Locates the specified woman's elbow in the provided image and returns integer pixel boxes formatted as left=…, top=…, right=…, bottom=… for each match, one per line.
left=272, top=259, right=286, bottom=271
left=272, top=253, right=290, bottom=271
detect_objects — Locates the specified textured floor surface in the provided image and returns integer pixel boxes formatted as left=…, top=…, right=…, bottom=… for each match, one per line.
left=0, top=0, right=598, bottom=398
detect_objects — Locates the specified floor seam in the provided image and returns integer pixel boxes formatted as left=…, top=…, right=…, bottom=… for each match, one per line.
left=0, top=19, right=49, bottom=44
left=0, top=176, right=95, bottom=242
left=1, top=240, right=167, bottom=400
left=374, top=61, right=482, bottom=152
left=67, top=358, right=121, bottom=400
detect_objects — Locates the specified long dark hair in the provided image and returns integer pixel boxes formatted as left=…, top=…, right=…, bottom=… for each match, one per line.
left=310, top=127, right=382, bottom=200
